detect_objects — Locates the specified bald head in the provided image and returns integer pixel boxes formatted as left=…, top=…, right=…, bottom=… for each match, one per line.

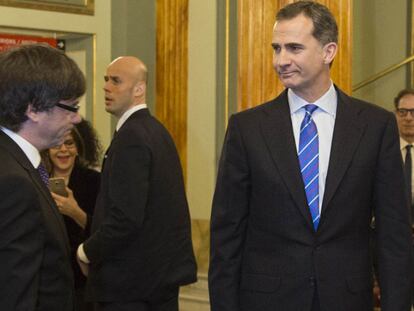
left=103, top=56, right=148, bottom=118
left=109, top=56, right=148, bottom=84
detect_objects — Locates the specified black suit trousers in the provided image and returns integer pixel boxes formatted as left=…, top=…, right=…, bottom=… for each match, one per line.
left=94, top=287, right=178, bottom=311
left=311, top=287, right=321, bottom=311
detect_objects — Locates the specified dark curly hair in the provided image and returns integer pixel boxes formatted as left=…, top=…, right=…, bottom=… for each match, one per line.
left=0, top=43, right=85, bottom=131
left=71, top=118, right=102, bottom=168
left=42, top=118, right=102, bottom=173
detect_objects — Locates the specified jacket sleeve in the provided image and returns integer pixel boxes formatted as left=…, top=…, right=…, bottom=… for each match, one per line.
left=84, top=136, right=151, bottom=263
left=374, top=114, right=413, bottom=311
left=209, top=115, right=251, bottom=311
left=0, top=173, right=43, bottom=310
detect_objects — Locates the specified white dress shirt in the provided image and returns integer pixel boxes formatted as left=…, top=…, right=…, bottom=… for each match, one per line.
left=288, top=83, right=337, bottom=213
left=116, top=104, right=147, bottom=131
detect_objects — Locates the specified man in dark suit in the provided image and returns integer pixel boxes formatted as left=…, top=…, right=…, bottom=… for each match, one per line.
left=77, top=56, right=197, bottom=311
left=209, top=2, right=412, bottom=311
left=0, top=44, right=85, bottom=310
left=394, top=89, right=414, bottom=211
left=393, top=89, right=414, bottom=308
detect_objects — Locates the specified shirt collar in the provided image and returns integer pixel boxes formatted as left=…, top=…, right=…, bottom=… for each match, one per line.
left=288, top=82, right=337, bottom=117
left=1, top=127, right=41, bottom=168
left=116, top=103, right=147, bottom=131
left=400, top=137, right=413, bottom=150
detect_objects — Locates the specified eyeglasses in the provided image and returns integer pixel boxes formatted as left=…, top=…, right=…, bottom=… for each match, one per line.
left=396, top=108, right=414, bottom=118
left=51, top=139, right=76, bottom=150
left=56, top=102, right=80, bottom=113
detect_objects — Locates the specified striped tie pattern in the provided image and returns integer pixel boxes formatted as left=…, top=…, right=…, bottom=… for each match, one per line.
left=298, top=104, right=319, bottom=230
left=37, top=163, right=49, bottom=186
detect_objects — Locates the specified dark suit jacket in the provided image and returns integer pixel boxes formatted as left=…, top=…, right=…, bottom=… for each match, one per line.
left=209, top=88, right=413, bottom=311
left=0, top=131, right=74, bottom=311
left=84, top=108, right=197, bottom=302
left=64, top=164, right=100, bottom=289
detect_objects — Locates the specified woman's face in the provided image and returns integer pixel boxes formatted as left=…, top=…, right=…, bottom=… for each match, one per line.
left=48, top=133, right=78, bottom=174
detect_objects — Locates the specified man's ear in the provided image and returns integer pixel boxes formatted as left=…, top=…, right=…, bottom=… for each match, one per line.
left=134, top=81, right=146, bottom=96
left=323, top=42, right=338, bottom=65
left=25, top=104, right=41, bottom=122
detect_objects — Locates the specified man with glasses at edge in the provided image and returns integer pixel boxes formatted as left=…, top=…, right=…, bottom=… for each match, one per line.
left=0, top=43, right=85, bottom=311
left=394, top=88, right=414, bottom=308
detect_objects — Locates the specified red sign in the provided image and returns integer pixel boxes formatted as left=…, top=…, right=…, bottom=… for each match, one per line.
left=0, top=33, right=57, bottom=52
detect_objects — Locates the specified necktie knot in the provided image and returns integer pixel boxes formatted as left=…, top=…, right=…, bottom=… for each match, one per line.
left=304, top=104, right=318, bottom=115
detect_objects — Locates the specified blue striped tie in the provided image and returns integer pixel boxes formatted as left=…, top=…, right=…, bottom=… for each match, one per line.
left=298, top=104, right=319, bottom=230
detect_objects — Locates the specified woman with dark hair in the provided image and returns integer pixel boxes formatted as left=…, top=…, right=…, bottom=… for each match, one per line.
left=45, top=118, right=101, bottom=311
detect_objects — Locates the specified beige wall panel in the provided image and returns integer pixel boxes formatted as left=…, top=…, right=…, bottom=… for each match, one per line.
left=187, top=0, right=217, bottom=220
left=353, top=0, right=407, bottom=110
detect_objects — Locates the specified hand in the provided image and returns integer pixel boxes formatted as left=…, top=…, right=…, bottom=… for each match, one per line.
left=373, top=279, right=380, bottom=307
left=77, top=253, right=89, bottom=276
left=51, top=188, right=87, bottom=229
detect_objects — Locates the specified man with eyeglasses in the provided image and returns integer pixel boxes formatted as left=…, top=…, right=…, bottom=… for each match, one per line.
left=395, top=89, right=414, bottom=208
left=0, top=43, right=85, bottom=311
left=394, top=88, right=414, bottom=308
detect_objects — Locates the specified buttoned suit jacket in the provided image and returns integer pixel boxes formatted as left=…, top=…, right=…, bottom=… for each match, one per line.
left=209, top=88, right=412, bottom=311
left=84, top=108, right=197, bottom=303
left=0, top=131, right=74, bottom=311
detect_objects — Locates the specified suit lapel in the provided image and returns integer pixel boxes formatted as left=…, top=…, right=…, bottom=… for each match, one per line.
left=0, top=131, right=71, bottom=255
left=260, top=91, right=314, bottom=229
left=260, top=89, right=366, bottom=230
left=320, top=89, right=366, bottom=220
left=31, top=167, right=72, bottom=254
left=102, top=108, right=150, bottom=170
left=102, top=130, right=118, bottom=170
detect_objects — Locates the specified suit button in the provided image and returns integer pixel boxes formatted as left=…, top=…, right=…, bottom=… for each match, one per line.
left=309, top=277, right=315, bottom=287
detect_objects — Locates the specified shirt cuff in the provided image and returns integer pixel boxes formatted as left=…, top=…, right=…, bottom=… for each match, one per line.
left=77, top=244, right=90, bottom=264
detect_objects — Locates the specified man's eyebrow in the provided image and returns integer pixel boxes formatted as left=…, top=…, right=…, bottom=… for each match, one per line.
left=285, top=42, right=304, bottom=47
left=104, top=75, right=121, bottom=80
